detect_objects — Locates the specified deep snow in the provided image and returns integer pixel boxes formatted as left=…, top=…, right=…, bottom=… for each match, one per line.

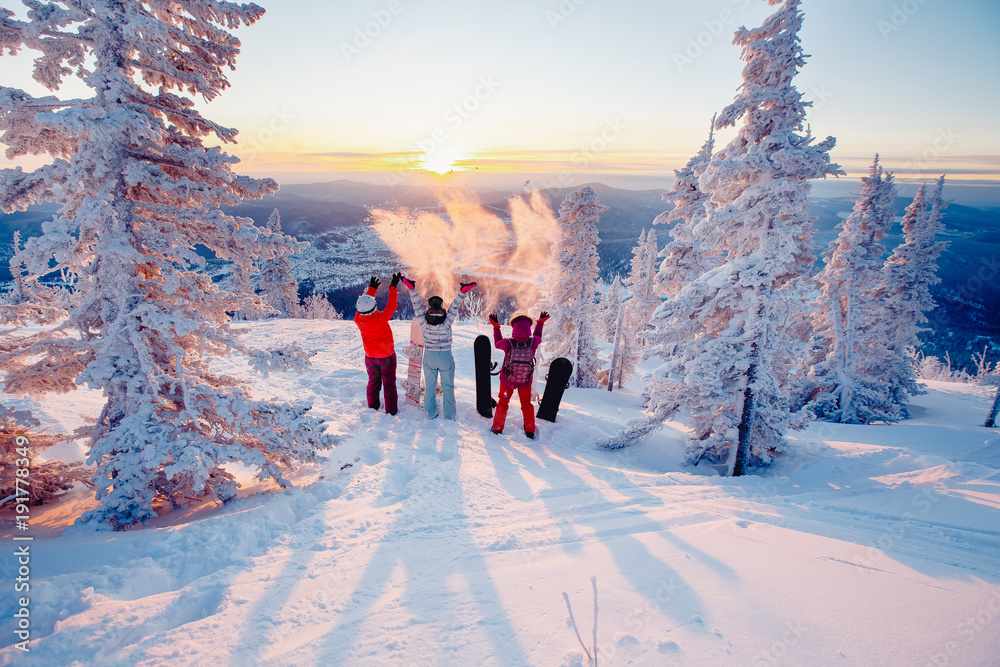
left=1, top=319, right=999, bottom=666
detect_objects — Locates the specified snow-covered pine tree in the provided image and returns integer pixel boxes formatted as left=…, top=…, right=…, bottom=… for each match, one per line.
left=654, top=118, right=717, bottom=298
left=617, top=228, right=659, bottom=383
left=600, top=275, right=624, bottom=343
left=541, top=186, right=606, bottom=388
left=877, top=177, right=949, bottom=415
left=7, top=231, right=27, bottom=303
left=809, top=156, right=902, bottom=423
left=632, top=121, right=720, bottom=415
left=224, top=258, right=273, bottom=322
left=301, top=291, right=342, bottom=320
left=601, top=0, right=842, bottom=475
left=258, top=209, right=301, bottom=318
left=0, top=2, right=337, bottom=528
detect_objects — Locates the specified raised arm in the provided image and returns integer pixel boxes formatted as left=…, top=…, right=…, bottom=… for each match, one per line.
left=531, top=311, right=549, bottom=351
left=407, top=285, right=425, bottom=318
left=385, top=285, right=398, bottom=319
left=444, top=292, right=466, bottom=327
left=489, top=313, right=511, bottom=351
left=384, top=272, right=400, bottom=319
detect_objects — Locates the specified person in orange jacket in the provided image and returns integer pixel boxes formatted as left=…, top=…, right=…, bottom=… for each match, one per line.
left=354, top=273, right=401, bottom=415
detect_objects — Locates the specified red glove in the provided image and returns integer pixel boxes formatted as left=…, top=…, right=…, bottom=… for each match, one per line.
left=488, top=313, right=500, bottom=327
left=460, top=281, right=476, bottom=294
left=538, top=311, right=550, bottom=323
left=400, top=276, right=415, bottom=290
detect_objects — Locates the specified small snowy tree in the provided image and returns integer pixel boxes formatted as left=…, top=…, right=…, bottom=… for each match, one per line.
left=301, top=291, right=342, bottom=320
left=654, top=118, right=718, bottom=298
left=258, top=209, right=301, bottom=318
left=224, top=261, right=268, bottom=322
left=601, top=0, right=842, bottom=475
left=617, top=229, right=659, bottom=383
left=876, top=177, right=949, bottom=414
left=0, top=404, right=89, bottom=505
left=599, top=275, right=625, bottom=343
left=809, top=156, right=903, bottom=423
left=7, top=231, right=27, bottom=303
left=541, top=186, right=606, bottom=388
left=0, top=2, right=337, bottom=528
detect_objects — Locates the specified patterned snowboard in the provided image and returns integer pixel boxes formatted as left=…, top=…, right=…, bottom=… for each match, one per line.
left=402, top=318, right=423, bottom=407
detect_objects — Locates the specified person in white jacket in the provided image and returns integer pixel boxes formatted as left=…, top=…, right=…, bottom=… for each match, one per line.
left=401, top=276, right=476, bottom=419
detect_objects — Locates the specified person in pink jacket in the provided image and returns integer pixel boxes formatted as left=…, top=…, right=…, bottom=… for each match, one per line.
left=488, top=311, right=549, bottom=439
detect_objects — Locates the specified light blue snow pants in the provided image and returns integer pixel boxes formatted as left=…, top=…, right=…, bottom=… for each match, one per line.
left=422, top=350, right=456, bottom=420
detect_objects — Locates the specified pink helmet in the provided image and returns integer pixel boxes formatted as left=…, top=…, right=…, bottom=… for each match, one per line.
left=510, top=315, right=533, bottom=341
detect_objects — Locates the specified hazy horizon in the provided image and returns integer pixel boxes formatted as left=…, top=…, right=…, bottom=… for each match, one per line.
left=4, top=0, right=999, bottom=197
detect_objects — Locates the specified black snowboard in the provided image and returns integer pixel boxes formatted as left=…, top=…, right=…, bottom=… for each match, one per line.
left=474, top=335, right=494, bottom=419
left=536, top=357, right=573, bottom=423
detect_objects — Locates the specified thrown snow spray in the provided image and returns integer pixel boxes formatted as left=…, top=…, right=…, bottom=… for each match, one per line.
left=371, top=186, right=559, bottom=313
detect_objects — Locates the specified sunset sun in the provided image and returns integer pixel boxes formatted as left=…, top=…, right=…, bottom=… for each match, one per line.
left=420, top=148, right=467, bottom=175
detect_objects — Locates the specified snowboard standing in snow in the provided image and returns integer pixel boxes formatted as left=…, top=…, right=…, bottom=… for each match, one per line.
left=474, top=335, right=495, bottom=418
left=537, top=357, right=573, bottom=422
left=403, top=317, right=424, bottom=407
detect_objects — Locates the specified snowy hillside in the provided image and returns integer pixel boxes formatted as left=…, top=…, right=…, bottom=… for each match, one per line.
left=2, top=319, right=999, bottom=666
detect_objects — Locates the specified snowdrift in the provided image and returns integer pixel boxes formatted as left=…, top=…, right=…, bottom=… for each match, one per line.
left=1, top=320, right=998, bottom=666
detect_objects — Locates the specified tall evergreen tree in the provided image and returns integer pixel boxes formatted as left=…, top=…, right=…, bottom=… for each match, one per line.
left=258, top=209, right=302, bottom=318
left=0, top=2, right=337, bottom=528
left=877, top=177, right=949, bottom=414
left=601, top=0, right=842, bottom=475
left=809, top=156, right=902, bottom=423
left=654, top=118, right=717, bottom=298
left=541, top=186, right=605, bottom=388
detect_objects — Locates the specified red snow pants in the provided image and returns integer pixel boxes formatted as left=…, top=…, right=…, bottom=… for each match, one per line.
left=492, top=380, right=535, bottom=434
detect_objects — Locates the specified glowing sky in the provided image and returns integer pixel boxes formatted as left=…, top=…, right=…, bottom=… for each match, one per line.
left=3, top=0, right=1000, bottom=189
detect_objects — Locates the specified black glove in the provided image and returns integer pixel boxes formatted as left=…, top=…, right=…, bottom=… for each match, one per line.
left=460, top=281, right=476, bottom=294
left=368, top=276, right=380, bottom=290
left=538, top=311, right=550, bottom=323
left=488, top=313, right=500, bottom=327
left=390, top=272, right=401, bottom=288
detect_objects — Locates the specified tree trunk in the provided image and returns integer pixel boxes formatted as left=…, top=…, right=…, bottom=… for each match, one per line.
left=986, top=385, right=1000, bottom=428
left=733, top=360, right=757, bottom=477
left=607, top=299, right=627, bottom=392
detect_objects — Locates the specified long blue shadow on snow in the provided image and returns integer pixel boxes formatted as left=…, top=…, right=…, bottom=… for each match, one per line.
left=485, top=437, right=710, bottom=625
left=318, top=426, right=532, bottom=666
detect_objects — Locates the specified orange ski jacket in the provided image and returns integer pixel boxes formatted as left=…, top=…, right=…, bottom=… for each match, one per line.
left=353, top=285, right=398, bottom=358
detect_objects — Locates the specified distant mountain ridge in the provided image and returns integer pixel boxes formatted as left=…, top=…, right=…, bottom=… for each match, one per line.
left=1, top=180, right=997, bottom=369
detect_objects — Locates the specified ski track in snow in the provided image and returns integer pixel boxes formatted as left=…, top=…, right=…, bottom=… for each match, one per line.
left=1, top=321, right=999, bottom=666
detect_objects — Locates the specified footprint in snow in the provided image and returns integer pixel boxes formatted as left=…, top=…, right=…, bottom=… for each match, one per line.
left=658, top=640, right=680, bottom=653
left=383, top=462, right=413, bottom=497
